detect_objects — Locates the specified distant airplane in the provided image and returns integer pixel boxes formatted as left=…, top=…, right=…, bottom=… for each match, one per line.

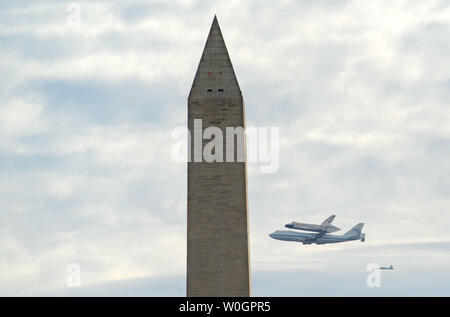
left=379, top=265, right=394, bottom=270
left=285, top=215, right=341, bottom=233
left=270, top=223, right=365, bottom=245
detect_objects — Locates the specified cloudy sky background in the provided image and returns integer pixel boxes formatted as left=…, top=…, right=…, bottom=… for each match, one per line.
left=1, top=0, right=449, bottom=296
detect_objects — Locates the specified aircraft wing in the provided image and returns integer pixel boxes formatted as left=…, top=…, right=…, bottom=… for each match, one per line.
left=321, top=215, right=340, bottom=232
left=302, top=233, right=322, bottom=244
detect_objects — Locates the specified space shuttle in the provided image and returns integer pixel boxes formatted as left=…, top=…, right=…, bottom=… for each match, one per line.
left=285, top=215, right=341, bottom=233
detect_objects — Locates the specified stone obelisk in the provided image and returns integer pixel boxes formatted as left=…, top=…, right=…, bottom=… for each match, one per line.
left=187, top=16, right=250, bottom=297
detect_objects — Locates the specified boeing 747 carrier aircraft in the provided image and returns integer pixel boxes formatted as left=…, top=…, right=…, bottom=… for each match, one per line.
left=270, top=221, right=365, bottom=245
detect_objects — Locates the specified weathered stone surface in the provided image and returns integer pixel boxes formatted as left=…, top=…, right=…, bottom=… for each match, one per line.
left=187, top=16, right=250, bottom=297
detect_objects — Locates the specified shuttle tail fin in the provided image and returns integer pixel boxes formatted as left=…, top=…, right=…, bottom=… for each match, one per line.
left=321, top=215, right=336, bottom=225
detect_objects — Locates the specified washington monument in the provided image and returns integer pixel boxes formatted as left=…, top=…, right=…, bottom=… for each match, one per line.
left=187, top=16, right=251, bottom=296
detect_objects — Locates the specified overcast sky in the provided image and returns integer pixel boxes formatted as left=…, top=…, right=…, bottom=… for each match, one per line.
left=1, top=0, right=450, bottom=296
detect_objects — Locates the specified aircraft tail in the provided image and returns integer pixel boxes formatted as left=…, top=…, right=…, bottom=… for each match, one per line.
left=321, top=215, right=336, bottom=225
left=343, top=223, right=364, bottom=237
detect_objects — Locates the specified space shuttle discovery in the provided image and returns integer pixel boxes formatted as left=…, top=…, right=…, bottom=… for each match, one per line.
left=285, top=215, right=341, bottom=233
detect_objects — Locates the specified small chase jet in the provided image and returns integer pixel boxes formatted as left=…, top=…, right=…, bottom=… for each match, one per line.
left=379, top=265, right=394, bottom=270
left=285, top=215, right=340, bottom=233
left=270, top=221, right=365, bottom=245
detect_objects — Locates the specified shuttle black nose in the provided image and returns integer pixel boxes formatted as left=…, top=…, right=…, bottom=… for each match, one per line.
left=285, top=224, right=293, bottom=229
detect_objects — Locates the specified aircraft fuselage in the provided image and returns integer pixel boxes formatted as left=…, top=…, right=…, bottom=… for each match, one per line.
left=285, top=222, right=340, bottom=233
left=269, top=230, right=364, bottom=245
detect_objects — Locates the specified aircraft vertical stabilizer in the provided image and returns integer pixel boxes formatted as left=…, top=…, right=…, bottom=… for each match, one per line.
left=343, top=223, right=365, bottom=237
left=321, top=215, right=336, bottom=225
